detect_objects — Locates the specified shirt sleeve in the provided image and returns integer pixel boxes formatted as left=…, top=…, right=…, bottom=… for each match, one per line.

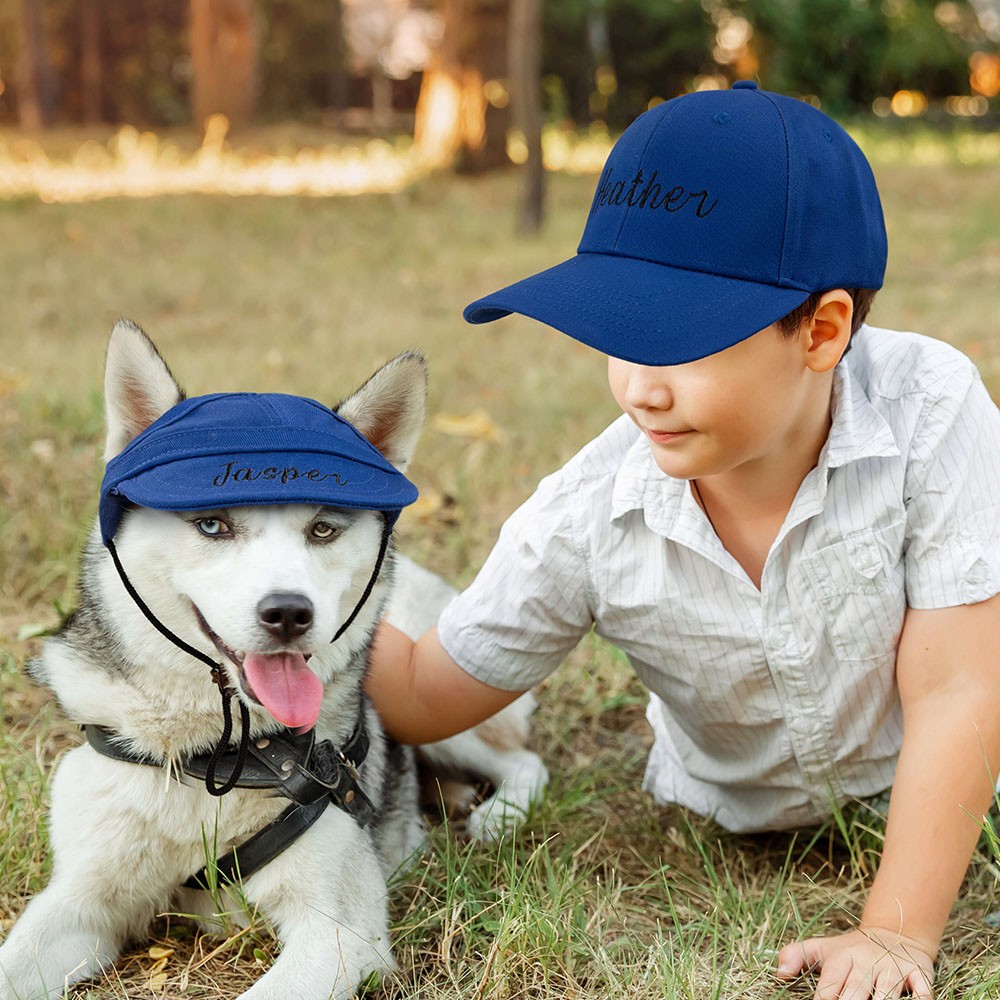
left=904, top=363, right=1000, bottom=608
left=436, top=466, right=596, bottom=690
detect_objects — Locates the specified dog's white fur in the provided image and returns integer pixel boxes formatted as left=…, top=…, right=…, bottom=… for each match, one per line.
left=0, top=321, right=547, bottom=1000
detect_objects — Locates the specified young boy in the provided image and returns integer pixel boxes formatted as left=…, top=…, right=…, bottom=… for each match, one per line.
left=368, top=82, right=1000, bottom=999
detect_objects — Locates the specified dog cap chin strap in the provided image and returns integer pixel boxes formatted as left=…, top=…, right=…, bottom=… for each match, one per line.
left=105, top=536, right=250, bottom=796
left=104, top=512, right=394, bottom=797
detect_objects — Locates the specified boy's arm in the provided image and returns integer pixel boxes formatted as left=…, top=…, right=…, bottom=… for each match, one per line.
left=777, top=592, right=1000, bottom=999
left=366, top=622, right=527, bottom=744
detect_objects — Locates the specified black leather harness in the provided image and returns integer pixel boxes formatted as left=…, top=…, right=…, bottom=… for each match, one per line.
left=84, top=719, right=377, bottom=888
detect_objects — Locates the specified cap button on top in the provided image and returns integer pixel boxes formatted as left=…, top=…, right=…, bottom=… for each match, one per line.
left=732, top=80, right=759, bottom=90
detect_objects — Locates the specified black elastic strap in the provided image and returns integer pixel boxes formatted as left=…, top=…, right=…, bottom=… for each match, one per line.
left=332, top=515, right=392, bottom=642
left=107, top=536, right=251, bottom=793
left=106, top=537, right=220, bottom=671
left=204, top=693, right=252, bottom=797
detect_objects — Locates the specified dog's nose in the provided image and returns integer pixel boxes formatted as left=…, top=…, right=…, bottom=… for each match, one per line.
left=257, top=593, right=314, bottom=642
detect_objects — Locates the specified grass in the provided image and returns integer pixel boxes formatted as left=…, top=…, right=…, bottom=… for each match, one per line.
left=0, top=121, right=999, bottom=998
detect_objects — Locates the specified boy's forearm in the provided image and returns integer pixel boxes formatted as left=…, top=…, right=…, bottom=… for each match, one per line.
left=366, top=622, right=420, bottom=740
left=861, top=690, right=999, bottom=952
left=366, top=623, right=526, bottom=744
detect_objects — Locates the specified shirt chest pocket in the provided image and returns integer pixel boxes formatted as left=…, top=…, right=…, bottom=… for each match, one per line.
left=801, top=527, right=906, bottom=662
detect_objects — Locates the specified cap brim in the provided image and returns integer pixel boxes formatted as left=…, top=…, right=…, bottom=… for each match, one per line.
left=464, top=252, right=812, bottom=366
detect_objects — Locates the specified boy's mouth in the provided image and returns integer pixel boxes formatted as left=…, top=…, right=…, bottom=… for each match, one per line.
left=645, top=427, right=693, bottom=444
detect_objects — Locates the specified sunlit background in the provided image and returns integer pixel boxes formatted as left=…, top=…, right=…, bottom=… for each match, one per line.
left=0, top=0, right=998, bottom=201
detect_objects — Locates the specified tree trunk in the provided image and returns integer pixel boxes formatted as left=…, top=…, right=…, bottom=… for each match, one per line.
left=414, top=0, right=511, bottom=172
left=371, top=67, right=394, bottom=130
left=190, top=0, right=258, bottom=129
left=80, top=0, right=102, bottom=123
left=327, top=0, right=348, bottom=114
left=17, top=0, right=56, bottom=129
left=509, top=0, right=544, bottom=233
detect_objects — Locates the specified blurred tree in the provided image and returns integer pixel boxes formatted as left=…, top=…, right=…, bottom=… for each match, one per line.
left=79, top=0, right=101, bottom=122
left=739, top=0, right=975, bottom=112
left=17, top=0, right=56, bottom=127
left=543, top=0, right=715, bottom=128
left=0, top=0, right=993, bottom=126
left=190, top=0, right=258, bottom=128
left=344, top=0, right=439, bottom=129
left=414, top=0, right=511, bottom=171
left=257, top=0, right=344, bottom=117
left=510, top=0, right=544, bottom=231
left=327, top=0, right=347, bottom=114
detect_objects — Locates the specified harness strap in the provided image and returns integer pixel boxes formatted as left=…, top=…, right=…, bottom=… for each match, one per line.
left=83, top=720, right=374, bottom=817
left=84, top=713, right=378, bottom=886
left=182, top=799, right=328, bottom=890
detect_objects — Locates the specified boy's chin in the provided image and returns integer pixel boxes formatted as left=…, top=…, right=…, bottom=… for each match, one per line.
left=645, top=441, right=708, bottom=480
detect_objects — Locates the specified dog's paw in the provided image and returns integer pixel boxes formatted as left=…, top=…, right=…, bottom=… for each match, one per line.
left=467, top=794, right=531, bottom=841
left=465, top=751, right=549, bottom=842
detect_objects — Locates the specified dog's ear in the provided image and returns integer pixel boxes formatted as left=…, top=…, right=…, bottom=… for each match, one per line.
left=104, top=319, right=185, bottom=459
left=336, top=352, right=427, bottom=472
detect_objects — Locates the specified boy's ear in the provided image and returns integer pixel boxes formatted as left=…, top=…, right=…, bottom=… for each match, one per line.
left=802, top=290, right=853, bottom=373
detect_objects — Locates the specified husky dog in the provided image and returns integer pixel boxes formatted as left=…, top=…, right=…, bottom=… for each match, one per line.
left=0, top=321, right=547, bottom=1000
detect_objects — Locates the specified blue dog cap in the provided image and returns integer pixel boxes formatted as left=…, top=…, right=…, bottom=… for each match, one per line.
left=99, top=393, right=418, bottom=544
left=465, top=82, right=886, bottom=366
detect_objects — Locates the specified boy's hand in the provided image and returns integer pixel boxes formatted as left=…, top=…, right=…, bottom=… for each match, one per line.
left=776, top=927, right=934, bottom=999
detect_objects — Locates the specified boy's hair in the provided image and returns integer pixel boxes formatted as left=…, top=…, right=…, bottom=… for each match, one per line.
left=776, top=288, right=878, bottom=341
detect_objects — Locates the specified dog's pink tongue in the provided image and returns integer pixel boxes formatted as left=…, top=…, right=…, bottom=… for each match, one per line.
left=242, top=653, right=323, bottom=731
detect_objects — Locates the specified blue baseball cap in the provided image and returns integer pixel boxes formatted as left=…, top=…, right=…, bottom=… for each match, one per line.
left=464, top=82, right=886, bottom=366
left=99, top=392, right=418, bottom=544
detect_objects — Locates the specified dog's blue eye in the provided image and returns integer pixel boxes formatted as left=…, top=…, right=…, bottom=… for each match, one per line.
left=311, top=521, right=340, bottom=541
left=196, top=518, right=230, bottom=537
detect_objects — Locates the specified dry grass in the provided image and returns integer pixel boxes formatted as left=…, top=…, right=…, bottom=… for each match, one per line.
left=1, top=124, right=999, bottom=998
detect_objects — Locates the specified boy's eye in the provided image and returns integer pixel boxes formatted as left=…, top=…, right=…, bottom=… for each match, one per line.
left=195, top=517, right=231, bottom=537
left=311, top=521, right=341, bottom=542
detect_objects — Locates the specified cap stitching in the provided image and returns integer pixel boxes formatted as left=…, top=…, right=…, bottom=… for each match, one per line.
left=756, top=89, right=793, bottom=286
left=609, top=103, right=674, bottom=251
left=575, top=249, right=810, bottom=290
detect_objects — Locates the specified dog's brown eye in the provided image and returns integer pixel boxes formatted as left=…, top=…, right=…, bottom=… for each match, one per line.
left=311, top=521, right=340, bottom=541
left=196, top=517, right=231, bottom=537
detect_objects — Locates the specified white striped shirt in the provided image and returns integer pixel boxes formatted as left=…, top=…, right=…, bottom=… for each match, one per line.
left=437, top=326, right=1000, bottom=832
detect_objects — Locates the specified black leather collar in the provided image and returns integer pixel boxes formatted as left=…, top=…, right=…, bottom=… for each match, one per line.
left=83, top=717, right=378, bottom=887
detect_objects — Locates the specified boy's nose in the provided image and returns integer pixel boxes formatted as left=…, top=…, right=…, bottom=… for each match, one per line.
left=624, top=365, right=673, bottom=411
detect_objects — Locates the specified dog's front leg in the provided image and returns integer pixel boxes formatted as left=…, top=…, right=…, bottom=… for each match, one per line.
left=0, top=748, right=180, bottom=999
left=236, top=807, right=395, bottom=1000
left=0, top=886, right=121, bottom=1000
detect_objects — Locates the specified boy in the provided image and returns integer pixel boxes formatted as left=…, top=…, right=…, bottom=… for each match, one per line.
left=368, top=82, right=1000, bottom=999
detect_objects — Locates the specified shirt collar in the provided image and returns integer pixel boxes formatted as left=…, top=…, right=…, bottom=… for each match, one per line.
left=610, top=431, right=701, bottom=542
left=821, top=360, right=900, bottom=471
left=610, top=358, right=900, bottom=538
